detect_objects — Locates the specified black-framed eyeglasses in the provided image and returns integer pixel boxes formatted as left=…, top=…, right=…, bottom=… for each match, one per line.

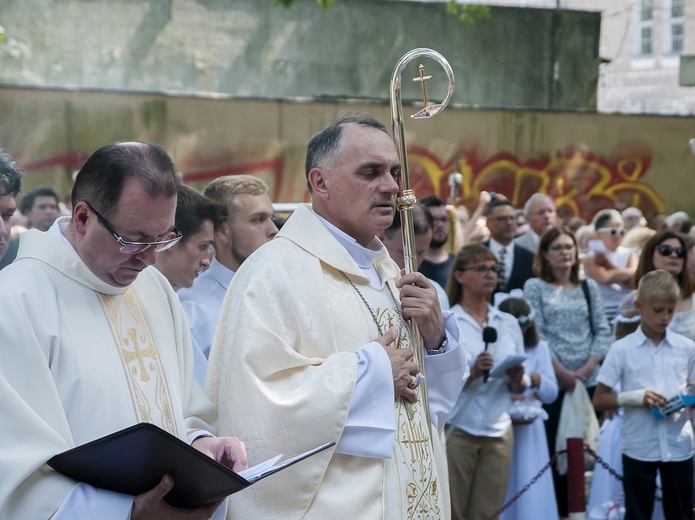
left=657, top=244, right=687, bottom=258
left=547, top=244, right=575, bottom=252
left=489, top=215, right=516, bottom=223
left=85, top=202, right=183, bottom=254
left=596, top=227, right=626, bottom=237
left=461, top=264, right=498, bottom=275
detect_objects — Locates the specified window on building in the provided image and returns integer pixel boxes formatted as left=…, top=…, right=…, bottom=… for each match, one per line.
left=635, top=0, right=654, bottom=56
left=672, top=23, right=684, bottom=53
left=641, top=26, right=654, bottom=54
left=667, top=0, right=685, bottom=54
left=641, top=0, right=653, bottom=20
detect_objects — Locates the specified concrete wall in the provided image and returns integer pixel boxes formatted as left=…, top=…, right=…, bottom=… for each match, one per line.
left=0, top=0, right=600, bottom=110
left=2, top=85, right=693, bottom=222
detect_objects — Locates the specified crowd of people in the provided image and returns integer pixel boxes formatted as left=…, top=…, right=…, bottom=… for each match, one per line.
left=0, top=113, right=694, bottom=520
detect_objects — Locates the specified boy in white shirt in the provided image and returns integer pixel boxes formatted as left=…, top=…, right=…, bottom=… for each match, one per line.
left=594, top=269, right=695, bottom=520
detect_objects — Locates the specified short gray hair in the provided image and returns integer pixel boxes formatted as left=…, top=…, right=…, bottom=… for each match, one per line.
left=304, top=113, right=388, bottom=192
left=524, top=193, right=555, bottom=214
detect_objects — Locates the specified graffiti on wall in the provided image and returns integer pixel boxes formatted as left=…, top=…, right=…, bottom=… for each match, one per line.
left=406, top=144, right=665, bottom=222
left=19, top=143, right=665, bottom=224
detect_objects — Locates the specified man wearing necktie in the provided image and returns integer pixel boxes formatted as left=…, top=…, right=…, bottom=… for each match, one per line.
left=483, top=198, right=535, bottom=295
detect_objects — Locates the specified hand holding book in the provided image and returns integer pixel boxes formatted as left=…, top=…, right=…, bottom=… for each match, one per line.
left=48, top=423, right=335, bottom=509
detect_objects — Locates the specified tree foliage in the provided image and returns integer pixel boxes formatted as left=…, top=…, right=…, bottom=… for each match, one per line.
left=272, top=1, right=490, bottom=26
left=445, top=2, right=490, bottom=26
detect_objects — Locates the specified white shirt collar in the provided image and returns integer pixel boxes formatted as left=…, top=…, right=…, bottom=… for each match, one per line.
left=208, top=256, right=235, bottom=290
left=634, top=325, right=676, bottom=350
left=489, top=238, right=512, bottom=256
left=313, top=210, right=383, bottom=287
left=50, top=216, right=77, bottom=252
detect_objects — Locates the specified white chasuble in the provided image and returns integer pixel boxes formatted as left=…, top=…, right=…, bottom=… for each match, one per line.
left=207, top=204, right=452, bottom=520
left=0, top=226, right=217, bottom=519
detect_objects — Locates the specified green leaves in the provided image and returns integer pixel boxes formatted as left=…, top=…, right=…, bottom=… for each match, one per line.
left=445, top=2, right=490, bottom=26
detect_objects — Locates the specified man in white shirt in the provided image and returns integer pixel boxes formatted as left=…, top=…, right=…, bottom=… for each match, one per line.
left=178, top=175, right=278, bottom=362
left=154, top=184, right=225, bottom=386
left=0, top=150, right=21, bottom=265
left=515, top=193, right=557, bottom=254
left=154, top=185, right=223, bottom=293
left=0, top=142, right=247, bottom=519
left=594, top=269, right=695, bottom=520
left=378, top=202, right=450, bottom=309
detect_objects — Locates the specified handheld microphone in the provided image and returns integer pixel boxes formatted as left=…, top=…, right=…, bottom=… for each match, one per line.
left=482, top=326, right=497, bottom=383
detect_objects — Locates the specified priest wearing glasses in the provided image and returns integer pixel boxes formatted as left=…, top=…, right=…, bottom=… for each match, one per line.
left=0, top=142, right=247, bottom=519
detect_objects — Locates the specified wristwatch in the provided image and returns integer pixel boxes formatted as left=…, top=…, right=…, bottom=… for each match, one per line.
left=429, top=336, right=448, bottom=351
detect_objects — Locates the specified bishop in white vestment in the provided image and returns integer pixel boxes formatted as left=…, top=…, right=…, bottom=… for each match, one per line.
left=207, top=204, right=467, bottom=519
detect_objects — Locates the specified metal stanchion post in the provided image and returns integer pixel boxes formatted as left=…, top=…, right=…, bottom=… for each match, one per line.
left=567, top=437, right=587, bottom=520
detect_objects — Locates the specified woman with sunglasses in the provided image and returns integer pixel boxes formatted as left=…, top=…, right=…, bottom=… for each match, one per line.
left=583, top=209, right=638, bottom=324
left=444, top=243, right=527, bottom=520
left=618, top=231, right=695, bottom=339
left=523, top=226, right=612, bottom=519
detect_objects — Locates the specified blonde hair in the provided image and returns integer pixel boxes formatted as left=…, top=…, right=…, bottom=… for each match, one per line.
left=621, top=226, right=656, bottom=250
left=574, top=224, right=596, bottom=251
left=636, top=269, right=680, bottom=303
left=592, top=208, right=623, bottom=230
left=203, top=175, right=270, bottom=222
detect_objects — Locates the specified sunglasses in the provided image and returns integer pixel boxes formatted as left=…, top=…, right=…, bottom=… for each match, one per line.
left=596, top=227, right=626, bottom=236
left=657, top=244, right=687, bottom=258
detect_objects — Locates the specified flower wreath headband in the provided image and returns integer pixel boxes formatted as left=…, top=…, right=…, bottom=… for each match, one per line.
left=493, top=289, right=535, bottom=325
left=611, top=313, right=641, bottom=326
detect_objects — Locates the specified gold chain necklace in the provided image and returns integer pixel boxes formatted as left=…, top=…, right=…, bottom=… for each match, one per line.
left=344, top=274, right=417, bottom=420
left=344, top=274, right=404, bottom=343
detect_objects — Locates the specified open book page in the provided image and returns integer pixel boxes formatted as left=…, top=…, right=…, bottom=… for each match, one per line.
left=489, top=354, right=527, bottom=378
left=238, top=441, right=335, bottom=483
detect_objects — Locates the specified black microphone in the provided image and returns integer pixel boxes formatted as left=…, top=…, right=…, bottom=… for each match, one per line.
left=482, top=326, right=497, bottom=383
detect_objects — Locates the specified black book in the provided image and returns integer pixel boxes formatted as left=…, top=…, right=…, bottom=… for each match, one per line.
left=47, top=423, right=335, bottom=509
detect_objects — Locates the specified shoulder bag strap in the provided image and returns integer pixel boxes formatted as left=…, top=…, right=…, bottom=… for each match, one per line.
left=581, top=279, right=595, bottom=336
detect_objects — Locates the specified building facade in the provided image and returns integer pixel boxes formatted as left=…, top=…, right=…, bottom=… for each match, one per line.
left=420, top=0, right=695, bottom=114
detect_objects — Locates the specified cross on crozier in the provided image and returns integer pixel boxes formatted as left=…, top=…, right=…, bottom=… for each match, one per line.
left=412, top=64, right=433, bottom=108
